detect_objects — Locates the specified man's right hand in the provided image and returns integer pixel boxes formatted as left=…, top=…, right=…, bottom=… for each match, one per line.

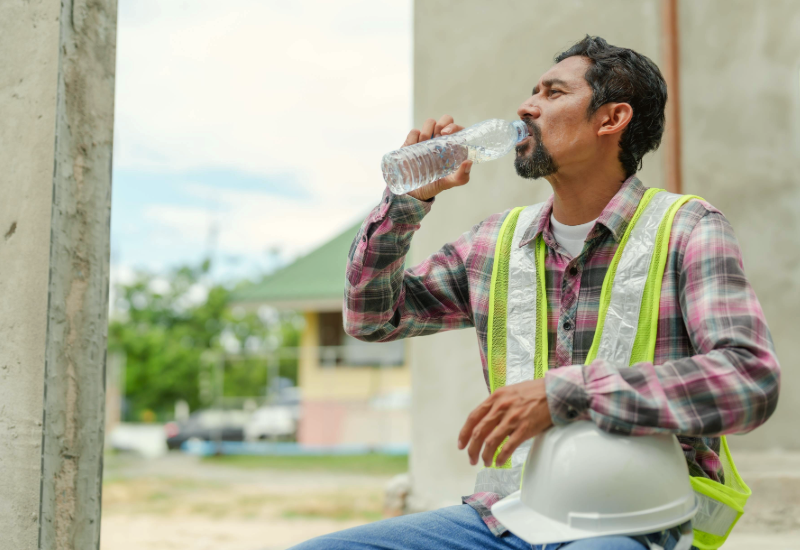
left=403, top=115, right=472, bottom=202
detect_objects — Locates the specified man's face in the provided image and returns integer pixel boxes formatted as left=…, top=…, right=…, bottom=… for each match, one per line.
left=515, top=56, right=596, bottom=180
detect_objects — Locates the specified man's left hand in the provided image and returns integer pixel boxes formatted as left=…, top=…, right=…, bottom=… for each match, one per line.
left=457, top=379, right=554, bottom=467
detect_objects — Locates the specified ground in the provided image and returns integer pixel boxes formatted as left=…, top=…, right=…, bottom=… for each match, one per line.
left=100, top=450, right=800, bottom=550
left=100, top=452, right=401, bottom=550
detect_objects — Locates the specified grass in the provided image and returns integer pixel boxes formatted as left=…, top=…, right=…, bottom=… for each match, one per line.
left=200, top=453, right=408, bottom=476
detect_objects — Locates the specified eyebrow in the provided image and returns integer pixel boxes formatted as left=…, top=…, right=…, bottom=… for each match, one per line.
left=532, top=78, right=570, bottom=95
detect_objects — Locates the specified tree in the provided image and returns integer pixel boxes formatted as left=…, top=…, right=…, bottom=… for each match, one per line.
left=108, top=260, right=301, bottom=421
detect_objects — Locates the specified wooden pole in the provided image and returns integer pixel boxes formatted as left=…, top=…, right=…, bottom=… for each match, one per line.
left=662, top=0, right=682, bottom=194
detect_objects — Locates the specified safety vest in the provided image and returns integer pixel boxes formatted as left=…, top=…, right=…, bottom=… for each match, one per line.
left=478, top=188, right=750, bottom=549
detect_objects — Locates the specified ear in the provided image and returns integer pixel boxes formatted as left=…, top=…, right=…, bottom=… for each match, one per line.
left=596, top=102, right=633, bottom=137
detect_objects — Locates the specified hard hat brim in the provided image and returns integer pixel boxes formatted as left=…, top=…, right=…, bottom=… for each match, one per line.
left=491, top=490, right=698, bottom=545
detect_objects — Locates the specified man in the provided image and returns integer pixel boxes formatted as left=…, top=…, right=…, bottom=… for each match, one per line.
left=293, top=36, right=780, bottom=550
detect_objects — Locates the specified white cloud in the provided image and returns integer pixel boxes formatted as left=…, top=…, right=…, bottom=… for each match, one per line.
left=143, top=182, right=361, bottom=262
left=114, top=0, right=412, bottom=253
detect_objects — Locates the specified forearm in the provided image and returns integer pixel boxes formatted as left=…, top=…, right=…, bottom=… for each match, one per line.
left=545, top=346, right=780, bottom=436
left=344, top=187, right=475, bottom=342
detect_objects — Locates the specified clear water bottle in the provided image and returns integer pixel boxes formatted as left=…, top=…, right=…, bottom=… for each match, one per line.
left=381, top=119, right=529, bottom=195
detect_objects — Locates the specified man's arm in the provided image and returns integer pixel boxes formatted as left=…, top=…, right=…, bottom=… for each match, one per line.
left=344, top=185, right=499, bottom=342
left=546, top=206, right=781, bottom=436
left=344, top=115, right=482, bottom=342
left=459, top=204, right=781, bottom=467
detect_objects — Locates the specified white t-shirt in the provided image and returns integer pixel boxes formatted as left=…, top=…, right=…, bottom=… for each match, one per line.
left=549, top=214, right=597, bottom=259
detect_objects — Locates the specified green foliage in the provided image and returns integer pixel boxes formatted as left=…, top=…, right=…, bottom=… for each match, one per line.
left=108, top=261, right=302, bottom=421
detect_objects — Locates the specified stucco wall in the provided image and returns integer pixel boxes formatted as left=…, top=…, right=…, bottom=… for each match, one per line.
left=408, top=0, right=797, bottom=511
left=679, top=0, right=800, bottom=451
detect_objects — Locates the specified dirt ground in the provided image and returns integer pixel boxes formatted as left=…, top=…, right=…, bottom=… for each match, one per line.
left=100, top=451, right=800, bottom=550
left=101, top=452, right=392, bottom=550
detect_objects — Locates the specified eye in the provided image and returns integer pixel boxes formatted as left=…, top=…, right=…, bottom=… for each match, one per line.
left=549, top=89, right=562, bottom=97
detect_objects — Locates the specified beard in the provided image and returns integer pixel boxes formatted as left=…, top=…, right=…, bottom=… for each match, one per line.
left=514, top=120, right=558, bottom=179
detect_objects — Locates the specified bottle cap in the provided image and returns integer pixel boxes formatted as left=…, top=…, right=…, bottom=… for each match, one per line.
left=511, top=120, right=529, bottom=143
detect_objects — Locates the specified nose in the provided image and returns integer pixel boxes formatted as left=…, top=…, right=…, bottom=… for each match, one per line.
left=517, top=97, right=541, bottom=121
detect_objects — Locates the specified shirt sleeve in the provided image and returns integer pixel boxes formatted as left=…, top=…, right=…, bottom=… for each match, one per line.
left=343, top=186, right=485, bottom=343
left=544, top=208, right=781, bottom=436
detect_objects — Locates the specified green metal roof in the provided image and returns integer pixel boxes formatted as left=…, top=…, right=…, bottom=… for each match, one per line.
left=231, top=219, right=364, bottom=307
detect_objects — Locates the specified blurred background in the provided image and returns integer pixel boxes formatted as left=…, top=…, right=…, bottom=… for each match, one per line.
left=99, top=1, right=800, bottom=549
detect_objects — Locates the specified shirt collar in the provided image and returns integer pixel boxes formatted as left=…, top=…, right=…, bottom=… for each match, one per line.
left=517, top=175, right=646, bottom=249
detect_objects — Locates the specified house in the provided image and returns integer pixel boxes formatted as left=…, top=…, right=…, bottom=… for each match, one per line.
left=232, top=221, right=410, bottom=448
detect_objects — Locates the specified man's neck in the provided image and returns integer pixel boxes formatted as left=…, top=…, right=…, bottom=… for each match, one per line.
left=545, top=163, right=628, bottom=226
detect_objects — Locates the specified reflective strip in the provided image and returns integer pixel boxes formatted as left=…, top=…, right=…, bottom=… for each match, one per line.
left=596, top=192, right=681, bottom=365
left=474, top=464, right=524, bottom=495
left=505, top=203, right=545, bottom=468
left=692, top=491, right=740, bottom=537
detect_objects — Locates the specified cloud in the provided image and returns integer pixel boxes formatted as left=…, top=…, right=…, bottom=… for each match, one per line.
left=111, top=0, right=412, bottom=281
left=114, top=0, right=412, bottom=205
left=142, top=182, right=362, bottom=263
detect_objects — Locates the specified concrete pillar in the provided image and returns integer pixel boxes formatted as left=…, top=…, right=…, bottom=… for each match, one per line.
left=0, top=0, right=117, bottom=548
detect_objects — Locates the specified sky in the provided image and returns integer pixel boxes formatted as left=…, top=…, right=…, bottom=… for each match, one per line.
left=111, top=0, right=412, bottom=285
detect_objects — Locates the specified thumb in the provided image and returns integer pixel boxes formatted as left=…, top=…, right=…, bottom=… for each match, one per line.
left=442, top=160, right=472, bottom=189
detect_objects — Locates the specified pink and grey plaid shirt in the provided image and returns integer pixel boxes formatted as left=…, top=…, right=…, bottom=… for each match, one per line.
left=343, top=176, right=780, bottom=536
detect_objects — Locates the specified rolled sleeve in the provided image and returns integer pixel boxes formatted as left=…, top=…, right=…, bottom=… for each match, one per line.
left=545, top=365, right=591, bottom=426
left=344, top=185, right=485, bottom=344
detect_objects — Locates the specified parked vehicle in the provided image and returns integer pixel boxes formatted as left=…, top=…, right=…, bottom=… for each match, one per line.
left=272, top=386, right=301, bottom=422
left=165, top=409, right=249, bottom=450
left=244, top=406, right=296, bottom=441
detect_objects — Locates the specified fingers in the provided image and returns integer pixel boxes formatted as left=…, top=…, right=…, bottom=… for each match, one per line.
left=467, top=406, right=506, bottom=466
left=494, top=428, right=530, bottom=466
left=420, top=118, right=437, bottom=141
left=441, top=123, right=463, bottom=136
left=460, top=395, right=512, bottom=466
left=458, top=399, right=492, bottom=450
left=409, top=116, right=459, bottom=145
left=402, top=129, right=421, bottom=148
left=433, top=115, right=455, bottom=137
left=441, top=160, right=472, bottom=189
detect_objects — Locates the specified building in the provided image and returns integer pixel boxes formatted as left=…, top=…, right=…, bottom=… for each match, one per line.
left=232, top=221, right=411, bottom=447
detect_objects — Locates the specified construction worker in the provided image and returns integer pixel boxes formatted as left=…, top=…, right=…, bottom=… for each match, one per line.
left=292, top=35, right=780, bottom=550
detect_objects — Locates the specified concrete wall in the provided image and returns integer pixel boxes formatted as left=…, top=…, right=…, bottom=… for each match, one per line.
left=679, top=0, right=800, bottom=451
left=408, top=0, right=798, bottom=510
left=0, top=0, right=116, bottom=547
left=409, top=0, right=664, bottom=511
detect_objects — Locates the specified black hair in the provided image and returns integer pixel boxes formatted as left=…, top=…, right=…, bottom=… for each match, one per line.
left=555, top=35, right=667, bottom=179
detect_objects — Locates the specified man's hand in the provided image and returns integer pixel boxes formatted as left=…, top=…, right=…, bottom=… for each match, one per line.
left=457, top=379, right=554, bottom=467
left=403, top=114, right=472, bottom=202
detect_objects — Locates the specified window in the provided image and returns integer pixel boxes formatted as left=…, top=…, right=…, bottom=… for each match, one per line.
left=317, top=311, right=405, bottom=367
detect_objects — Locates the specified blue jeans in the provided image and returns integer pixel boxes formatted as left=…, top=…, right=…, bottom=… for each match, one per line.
left=289, top=504, right=682, bottom=549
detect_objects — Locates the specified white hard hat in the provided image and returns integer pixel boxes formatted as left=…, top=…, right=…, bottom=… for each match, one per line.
left=491, top=421, right=698, bottom=545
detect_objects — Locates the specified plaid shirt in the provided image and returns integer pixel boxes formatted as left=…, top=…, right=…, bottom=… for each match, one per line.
left=344, top=176, right=780, bottom=536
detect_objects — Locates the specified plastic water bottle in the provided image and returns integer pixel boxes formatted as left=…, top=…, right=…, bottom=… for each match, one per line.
left=381, top=119, right=529, bottom=195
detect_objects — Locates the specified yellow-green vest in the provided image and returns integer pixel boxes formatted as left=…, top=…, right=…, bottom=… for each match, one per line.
left=481, top=189, right=750, bottom=549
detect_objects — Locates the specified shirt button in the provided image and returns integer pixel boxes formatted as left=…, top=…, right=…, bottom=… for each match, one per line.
left=563, top=321, right=573, bottom=331
left=569, top=266, right=578, bottom=276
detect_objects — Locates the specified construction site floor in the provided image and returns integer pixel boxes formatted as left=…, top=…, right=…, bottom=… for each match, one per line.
left=100, top=450, right=800, bottom=550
